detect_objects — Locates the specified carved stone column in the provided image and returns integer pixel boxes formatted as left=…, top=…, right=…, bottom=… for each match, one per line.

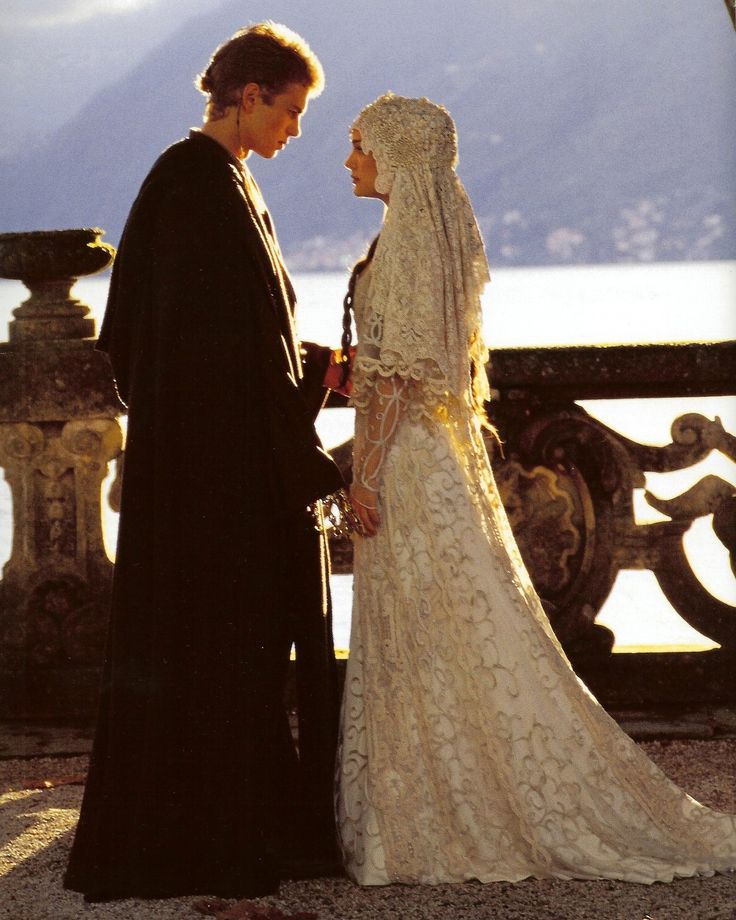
left=0, top=229, right=122, bottom=718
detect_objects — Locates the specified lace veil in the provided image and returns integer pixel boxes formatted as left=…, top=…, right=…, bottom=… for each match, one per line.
left=352, top=93, right=491, bottom=416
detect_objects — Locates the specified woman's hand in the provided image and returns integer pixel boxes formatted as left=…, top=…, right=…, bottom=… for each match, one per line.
left=323, top=347, right=356, bottom=396
left=350, top=482, right=380, bottom=536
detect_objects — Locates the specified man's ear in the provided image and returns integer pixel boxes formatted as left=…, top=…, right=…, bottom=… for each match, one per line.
left=240, top=83, right=261, bottom=113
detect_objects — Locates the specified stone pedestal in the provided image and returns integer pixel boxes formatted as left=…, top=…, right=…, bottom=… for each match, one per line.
left=0, top=229, right=123, bottom=718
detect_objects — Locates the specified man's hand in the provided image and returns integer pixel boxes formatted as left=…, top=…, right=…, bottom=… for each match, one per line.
left=323, top=347, right=356, bottom=396
left=350, top=482, right=380, bottom=536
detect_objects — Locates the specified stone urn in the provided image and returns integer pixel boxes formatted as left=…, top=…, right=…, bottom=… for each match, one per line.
left=0, top=228, right=115, bottom=342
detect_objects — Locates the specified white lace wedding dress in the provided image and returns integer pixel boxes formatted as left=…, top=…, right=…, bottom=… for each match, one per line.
left=336, top=263, right=736, bottom=887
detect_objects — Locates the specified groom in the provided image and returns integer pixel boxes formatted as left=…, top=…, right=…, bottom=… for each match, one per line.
left=65, top=23, right=345, bottom=901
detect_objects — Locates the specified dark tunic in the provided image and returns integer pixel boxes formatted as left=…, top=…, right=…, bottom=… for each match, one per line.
left=64, top=132, right=344, bottom=900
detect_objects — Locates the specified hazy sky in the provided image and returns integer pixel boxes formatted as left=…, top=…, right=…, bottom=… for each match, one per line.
left=3, top=0, right=733, bottom=159
left=0, top=0, right=206, bottom=154
left=2, top=0, right=155, bottom=29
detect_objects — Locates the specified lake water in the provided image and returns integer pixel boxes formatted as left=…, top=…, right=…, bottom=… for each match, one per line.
left=1, top=261, right=734, bottom=652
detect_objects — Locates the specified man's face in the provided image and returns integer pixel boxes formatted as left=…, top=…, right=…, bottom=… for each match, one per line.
left=246, top=82, right=310, bottom=158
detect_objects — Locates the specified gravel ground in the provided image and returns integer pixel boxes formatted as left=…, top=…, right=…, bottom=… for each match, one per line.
left=0, top=741, right=734, bottom=920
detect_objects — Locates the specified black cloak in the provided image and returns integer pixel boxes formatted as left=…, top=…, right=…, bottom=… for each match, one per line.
left=64, top=132, right=344, bottom=900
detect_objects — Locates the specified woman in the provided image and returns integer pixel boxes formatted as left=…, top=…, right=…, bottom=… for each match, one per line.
left=336, top=92, right=736, bottom=887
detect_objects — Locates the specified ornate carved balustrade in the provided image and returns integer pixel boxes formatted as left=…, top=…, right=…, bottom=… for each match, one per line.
left=492, top=344, right=735, bottom=732
left=0, top=228, right=734, bottom=732
left=0, top=230, right=122, bottom=718
left=488, top=343, right=735, bottom=653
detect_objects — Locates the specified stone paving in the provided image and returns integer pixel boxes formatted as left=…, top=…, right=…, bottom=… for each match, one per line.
left=1, top=737, right=735, bottom=920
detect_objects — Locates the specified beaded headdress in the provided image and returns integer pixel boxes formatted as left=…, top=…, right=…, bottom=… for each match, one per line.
left=353, top=93, right=457, bottom=194
left=351, top=93, right=491, bottom=417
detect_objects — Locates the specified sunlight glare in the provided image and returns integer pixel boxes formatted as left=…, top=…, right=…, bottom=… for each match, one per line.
left=683, top=515, right=736, bottom=607
left=596, top=570, right=720, bottom=653
left=0, top=802, right=77, bottom=877
left=0, top=473, right=10, bottom=569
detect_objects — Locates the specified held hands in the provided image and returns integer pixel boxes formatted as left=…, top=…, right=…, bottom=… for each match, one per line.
left=323, top=347, right=357, bottom=396
left=350, top=482, right=380, bottom=537
left=321, top=343, right=380, bottom=535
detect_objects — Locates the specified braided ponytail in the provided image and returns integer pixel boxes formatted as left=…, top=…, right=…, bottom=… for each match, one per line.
left=339, top=236, right=379, bottom=388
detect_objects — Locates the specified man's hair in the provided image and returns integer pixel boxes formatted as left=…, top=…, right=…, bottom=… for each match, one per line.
left=196, top=22, right=324, bottom=117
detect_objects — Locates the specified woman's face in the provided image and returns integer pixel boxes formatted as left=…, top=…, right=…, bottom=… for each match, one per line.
left=344, top=129, right=387, bottom=202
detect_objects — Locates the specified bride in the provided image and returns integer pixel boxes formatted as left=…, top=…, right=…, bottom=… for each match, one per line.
left=335, top=92, right=736, bottom=887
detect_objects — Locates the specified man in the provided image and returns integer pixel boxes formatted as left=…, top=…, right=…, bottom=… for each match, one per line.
left=64, top=23, right=346, bottom=901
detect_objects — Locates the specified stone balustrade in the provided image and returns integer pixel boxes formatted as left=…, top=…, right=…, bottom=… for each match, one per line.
left=0, top=229, right=734, bottom=732
left=0, top=229, right=122, bottom=718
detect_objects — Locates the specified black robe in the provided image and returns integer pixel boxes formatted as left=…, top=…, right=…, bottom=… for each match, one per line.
left=64, top=132, right=344, bottom=900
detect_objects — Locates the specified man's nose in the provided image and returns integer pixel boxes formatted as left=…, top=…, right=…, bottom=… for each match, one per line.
left=289, top=117, right=301, bottom=138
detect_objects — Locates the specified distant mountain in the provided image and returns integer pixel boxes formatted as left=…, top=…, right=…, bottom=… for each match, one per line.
left=0, top=0, right=209, bottom=158
left=1, top=0, right=734, bottom=267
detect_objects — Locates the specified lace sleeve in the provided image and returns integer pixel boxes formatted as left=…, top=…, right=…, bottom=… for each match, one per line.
left=352, top=374, right=410, bottom=496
